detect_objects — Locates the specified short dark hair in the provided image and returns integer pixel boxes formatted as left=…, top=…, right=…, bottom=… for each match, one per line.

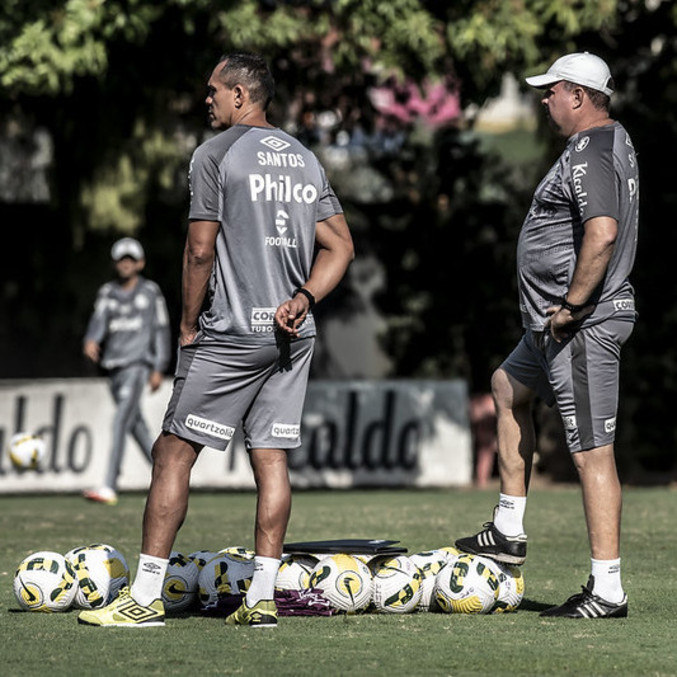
left=217, top=52, right=275, bottom=110
left=562, top=80, right=612, bottom=111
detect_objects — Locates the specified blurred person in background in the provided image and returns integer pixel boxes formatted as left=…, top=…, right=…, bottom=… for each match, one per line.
left=82, top=237, right=171, bottom=506
left=456, top=53, right=638, bottom=619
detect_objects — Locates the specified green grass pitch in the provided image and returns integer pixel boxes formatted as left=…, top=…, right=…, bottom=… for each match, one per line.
left=2, top=486, right=676, bottom=676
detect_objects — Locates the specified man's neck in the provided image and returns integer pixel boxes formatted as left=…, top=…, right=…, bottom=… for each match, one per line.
left=118, top=275, right=140, bottom=291
left=570, top=115, right=614, bottom=137
left=231, top=107, right=272, bottom=128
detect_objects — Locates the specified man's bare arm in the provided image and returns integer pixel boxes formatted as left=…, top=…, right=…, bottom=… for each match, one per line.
left=275, top=213, right=354, bottom=336
left=548, top=215, right=618, bottom=341
left=180, top=220, right=219, bottom=346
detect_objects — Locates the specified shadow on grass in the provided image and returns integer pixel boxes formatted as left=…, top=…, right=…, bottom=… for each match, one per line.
left=519, top=597, right=552, bottom=613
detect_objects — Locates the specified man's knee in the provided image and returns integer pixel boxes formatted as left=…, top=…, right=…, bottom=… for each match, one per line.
left=491, top=368, right=532, bottom=414
left=151, top=433, right=200, bottom=472
left=572, top=444, right=617, bottom=476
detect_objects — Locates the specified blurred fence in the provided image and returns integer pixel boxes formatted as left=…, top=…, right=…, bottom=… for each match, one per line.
left=0, top=378, right=472, bottom=493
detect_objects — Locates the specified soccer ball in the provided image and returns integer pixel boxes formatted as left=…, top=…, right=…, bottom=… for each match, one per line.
left=162, top=551, right=200, bottom=613
left=434, top=553, right=499, bottom=614
left=187, top=550, right=218, bottom=571
left=276, top=554, right=318, bottom=591
left=492, top=563, right=525, bottom=613
left=308, top=554, right=372, bottom=613
left=198, top=553, right=255, bottom=607
left=410, top=550, right=453, bottom=611
left=13, top=551, right=77, bottom=612
left=65, top=543, right=130, bottom=609
left=218, top=545, right=255, bottom=561
left=8, top=433, right=46, bottom=470
left=370, top=555, right=423, bottom=614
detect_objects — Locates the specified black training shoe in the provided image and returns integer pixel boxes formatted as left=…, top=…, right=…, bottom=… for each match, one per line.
left=455, top=518, right=527, bottom=565
left=540, top=577, right=628, bottom=618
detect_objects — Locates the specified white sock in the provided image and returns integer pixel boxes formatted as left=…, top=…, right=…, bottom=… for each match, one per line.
left=130, top=553, right=169, bottom=606
left=493, top=494, right=527, bottom=537
left=245, top=556, right=280, bottom=606
left=590, top=558, right=624, bottom=603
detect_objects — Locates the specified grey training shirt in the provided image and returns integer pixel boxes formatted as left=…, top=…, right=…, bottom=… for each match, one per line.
left=85, top=276, right=171, bottom=371
left=188, top=125, right=343, bottom=342
left=517, top=121, right=639, bottom=330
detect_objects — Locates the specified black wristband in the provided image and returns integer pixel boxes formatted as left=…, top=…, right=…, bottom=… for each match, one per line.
left=293, top=287, right=315, bottom=309
left=561, top=298, right=587, bottom=313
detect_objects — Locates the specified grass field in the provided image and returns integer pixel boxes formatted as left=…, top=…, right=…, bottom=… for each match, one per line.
left=2, top=486, right=676, bottom=676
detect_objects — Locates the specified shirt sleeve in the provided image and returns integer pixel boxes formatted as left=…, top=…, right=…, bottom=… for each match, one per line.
left=316, top=165, right=343, bottom=222
left=188, top=144, right=222, bottom=222
left=84, top=285, right=110, bottom=344
left=567, top=128, right=619, bottom=223
left=150, top=286, right=171, bottom=373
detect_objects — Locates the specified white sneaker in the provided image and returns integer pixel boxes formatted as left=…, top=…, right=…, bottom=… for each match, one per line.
left=83, top=487, right=118, bottom=505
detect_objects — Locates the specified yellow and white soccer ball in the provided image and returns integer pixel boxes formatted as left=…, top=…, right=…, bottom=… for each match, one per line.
left=370, top=554, right=423, bottom=614
left=187, top=550, right=218, bottom=571
left=276, top=554, right=318, bottom=591
left=434, top=553, right=499, bottom=614
left=410, top=550, right=454, bottom=611
left=491, top=562, right=525, bottom=613
left=13, top=551, right=77, bottom=612
left=8, top=433, right=46, bottom=470
left=162, top=551, right=200, bottom=613
left=65, top=543, right=130, bottom=609
left=308, top=553, right=372, bottom=613
left=218, top=545, right=255, bottom=561
left=198, top=553, right=255, bottom=607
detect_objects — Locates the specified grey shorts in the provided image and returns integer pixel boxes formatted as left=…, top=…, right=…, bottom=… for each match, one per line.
left=501, top=320, right=633, bottom=453
left=163, top=337, right=314, bottom=451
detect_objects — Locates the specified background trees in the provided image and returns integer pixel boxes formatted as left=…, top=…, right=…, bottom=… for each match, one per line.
left=1, top=0, right=675, bottom=476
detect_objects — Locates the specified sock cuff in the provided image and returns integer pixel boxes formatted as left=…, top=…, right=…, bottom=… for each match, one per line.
left=139, top=553, right=169, bottom=566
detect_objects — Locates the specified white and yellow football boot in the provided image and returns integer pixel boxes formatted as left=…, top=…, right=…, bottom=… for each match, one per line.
left=78, top=586, right=165, bottom=627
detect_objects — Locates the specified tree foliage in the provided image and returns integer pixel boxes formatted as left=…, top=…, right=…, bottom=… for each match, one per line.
left=1, top=0, right=677, bottom=475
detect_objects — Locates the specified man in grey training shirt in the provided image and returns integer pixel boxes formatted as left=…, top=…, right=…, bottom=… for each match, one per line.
left=78, top=53, right=354, bottom=628
left=83, top=237, right=171, bottom=505
left=456, top=53, right=638, bottom=618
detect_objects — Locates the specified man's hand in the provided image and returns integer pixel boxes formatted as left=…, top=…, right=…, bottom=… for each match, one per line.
left=179, top=326, right=200, bottom=347
left=275, top=294, right=310, bottom=338
left=546, top=304, right=594, bottom=342
left=148, top=370, right=163, bottom=392
left=83, top=339, right=100, bottom=363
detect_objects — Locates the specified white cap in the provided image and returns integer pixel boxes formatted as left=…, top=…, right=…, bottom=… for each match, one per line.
left=111, top=237, right=145, bottom=261
left=525, top=52, right=614, bottom=96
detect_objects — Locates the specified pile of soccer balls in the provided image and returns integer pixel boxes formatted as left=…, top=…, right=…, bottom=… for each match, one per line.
left=13, top=544, right=130, bottom=613
left=13, top=544, right=524, bottom=616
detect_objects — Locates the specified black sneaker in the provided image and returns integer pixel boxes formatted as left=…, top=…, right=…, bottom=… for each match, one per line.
left=455, top=520, right=527, bottom=565
left=540, top=577, right=628, bottom=618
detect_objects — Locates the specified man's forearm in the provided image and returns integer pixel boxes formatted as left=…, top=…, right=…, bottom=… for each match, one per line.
left=180, top=246, right=214, bottom=333
left=302, top=245, right=354, bottom=304
left=566, top=216, right=617, bottom=305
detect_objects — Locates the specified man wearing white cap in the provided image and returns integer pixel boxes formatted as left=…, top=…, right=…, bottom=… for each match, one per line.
left=83, top=237, right=171, bottom=505
left=456, top=53, right=638, bottom=618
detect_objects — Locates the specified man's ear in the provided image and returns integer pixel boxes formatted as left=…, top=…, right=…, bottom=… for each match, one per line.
left=571, top=86, right=585, bottom=109
left=233, top=84, right=246, bottom=108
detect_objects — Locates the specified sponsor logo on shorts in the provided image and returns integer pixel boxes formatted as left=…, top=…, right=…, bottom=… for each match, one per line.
left=271, top=422, right=300, bottom=439
left=604, top=417, right=616, bottom=434
left=613, top=298, right=635, bottom=312
left=185, top=414, right=234, bottom=441
left=562, top=415, right=577, bottom=431
left=251, top=307, right=277, bottom=333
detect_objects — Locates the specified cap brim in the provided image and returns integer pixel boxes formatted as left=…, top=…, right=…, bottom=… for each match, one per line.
left=525, top=74, right=560, bottom=89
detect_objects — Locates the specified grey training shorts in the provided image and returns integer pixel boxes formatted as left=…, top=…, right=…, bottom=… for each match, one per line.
left=163, top=336, right=314, bottom=450
left=501, top=320, right=633, bottom=453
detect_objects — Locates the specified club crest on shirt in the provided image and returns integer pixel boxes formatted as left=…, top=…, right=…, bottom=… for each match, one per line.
left=575, top=136, right=590, bottom=152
